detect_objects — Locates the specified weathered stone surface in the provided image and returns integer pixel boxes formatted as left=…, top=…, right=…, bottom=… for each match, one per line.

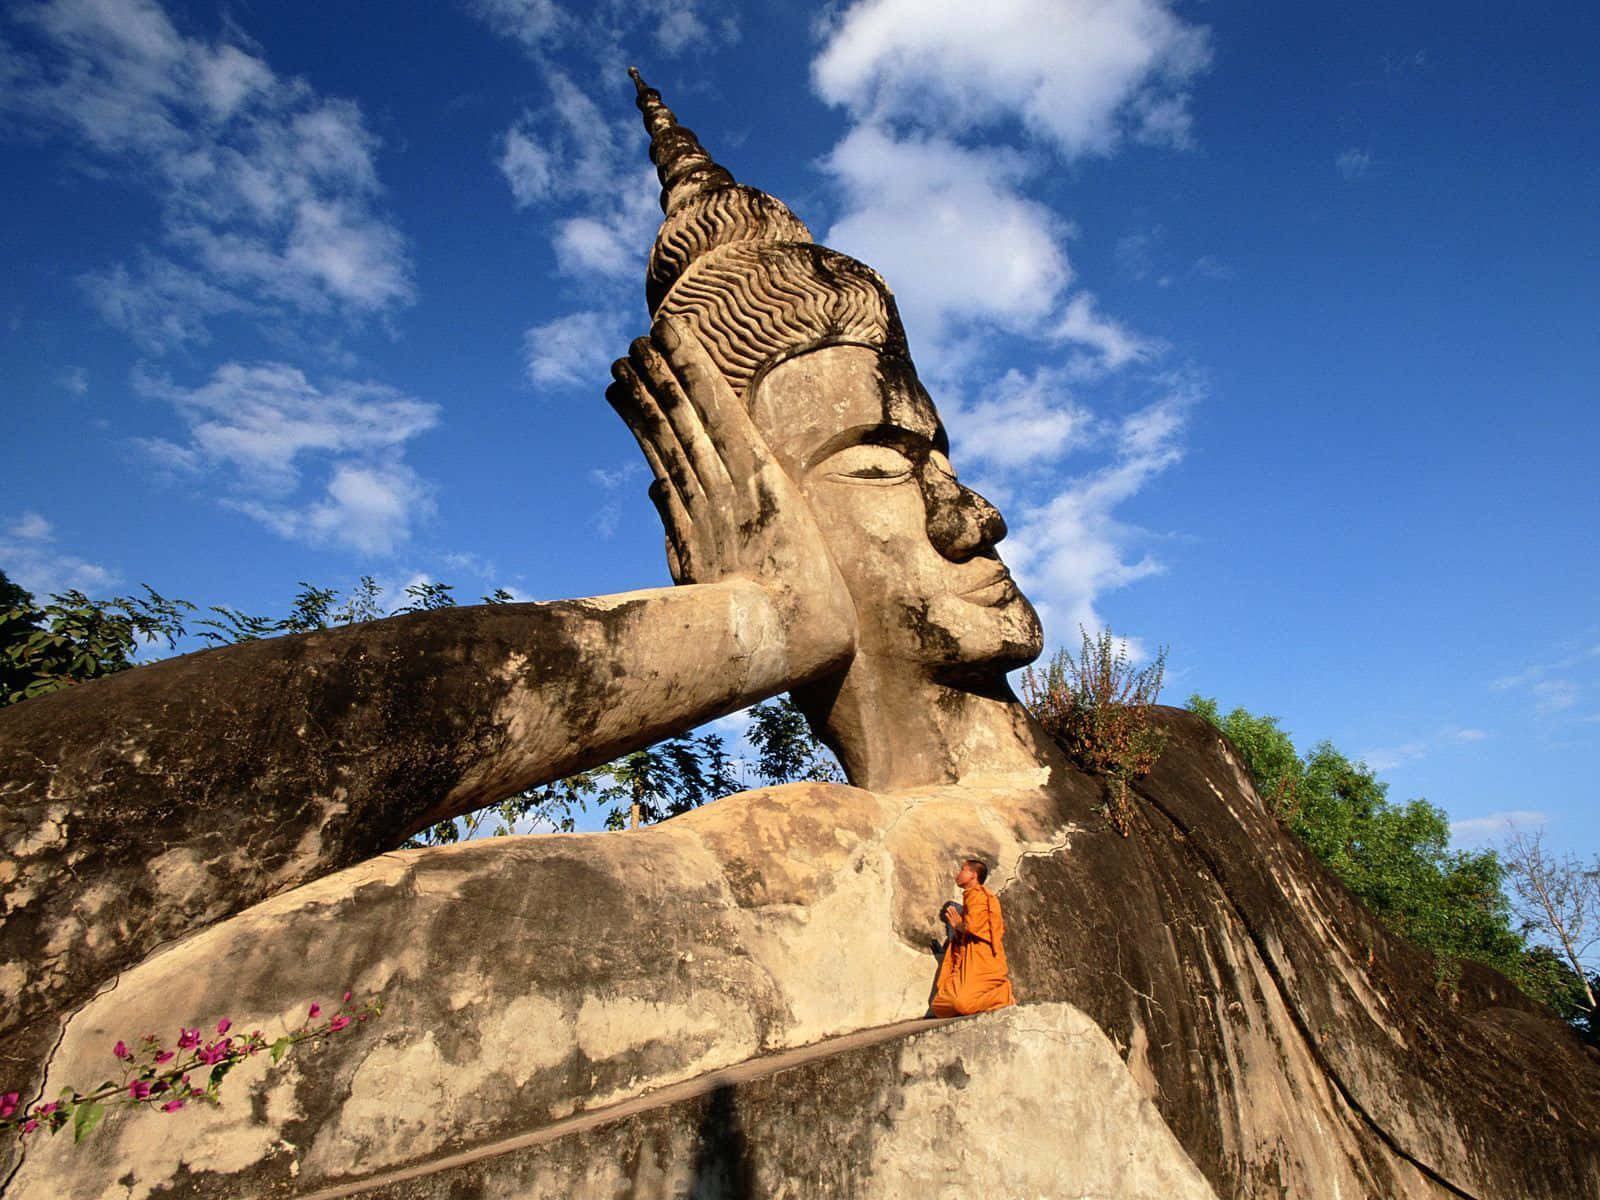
left=0, top=579, right=849, bottom=1128
left=301, top=1006, right=1220, bottom=1200
left=10, top=713, right=1596, bottom=1198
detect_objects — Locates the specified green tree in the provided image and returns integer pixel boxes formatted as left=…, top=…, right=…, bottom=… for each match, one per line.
left=1186, top=695, right=1532, bottom=992
left=0, top=570, right=191, bottom=705
left=747, top=697, right=844, bottom=785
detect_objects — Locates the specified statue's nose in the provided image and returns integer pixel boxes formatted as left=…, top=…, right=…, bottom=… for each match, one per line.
left=926, top=479, right=1008, bottom=561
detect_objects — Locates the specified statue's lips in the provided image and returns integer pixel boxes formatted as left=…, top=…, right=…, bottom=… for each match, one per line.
left=959, top=569, right=1017, bottom=607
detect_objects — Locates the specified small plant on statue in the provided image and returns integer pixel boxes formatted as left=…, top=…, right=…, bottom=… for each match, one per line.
left=0, top=994, right=381, bottom=1144
left=1021, top=626, right=1168, bottom=836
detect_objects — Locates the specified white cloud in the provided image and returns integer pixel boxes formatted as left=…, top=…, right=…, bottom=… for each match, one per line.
left=1533, top=679, right=1579, bottom=714
left=523, top=309, right=624, bottom=388
left=1054, top=292, right=1151, bottom=372
left=1493, top=643, right=1596, bottom=720
left=495, top=80, right=660, bottom=288
left=1450, top=810, right=1547, bottom=849
left=56, top=365, right=88, bottom=395
left=1, top=511, right=117, bottom=596
left=499, top=126, right=555, bottom=208
left=135, top=362, right=438, bottom=555
left=3, top=0, right=413, bottom=350
left=1362, top=725, right=1492, bottom=772
left=813, top=0, right=1211, bottom=158
left=468, top=0, right=736, bottom=60
left=821, top=125, right=1070, bottom=351
left=589, top=460, right=646, bottom=538
left=1004, top=384, right=1193, bottom=641
left=10, top=512, right=54, bottom=543
left=947, top=367, right=1095, bottom=470
left=1336, top=148, right=1372, bottom=180
left=466, top=0, right=568, bottom=52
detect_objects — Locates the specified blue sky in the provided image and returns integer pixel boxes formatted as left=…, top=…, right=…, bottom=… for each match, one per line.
left=2, top=0, right=1595, bottom=858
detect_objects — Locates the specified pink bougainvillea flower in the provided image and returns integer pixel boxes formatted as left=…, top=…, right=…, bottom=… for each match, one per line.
left=197, top=1042, right=229, bottom=1066
left=113, top=1040, right=130, bottom=1061
left=161, top=1099, right=184, bottom=1113
left=128, top=1080, right=152, bottom=1100
left=20, top=1119, right=38, bottom=1134
left=154, top=1050, right=175, bottom=1064
left=342, top=991, right=352, bottom=1004
left=0, top=1092, right=18, bottom=1118
left=216, top=1018, right=231, bottom=1036
left=328, top=1016, right=351, bottom=1032
left=36, top=1102, right=59, bottom=1116
left=308, top=1004, right=321, bottom=1019
left=177, top=1027, right=201, bottom=1050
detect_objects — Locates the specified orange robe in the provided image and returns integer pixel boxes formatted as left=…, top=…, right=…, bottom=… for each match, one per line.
left=930, top=883, right=1014, bottom=1017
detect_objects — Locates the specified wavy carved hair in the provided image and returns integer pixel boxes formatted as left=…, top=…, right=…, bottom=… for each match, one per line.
left=656, top=241, right=913, bottom=404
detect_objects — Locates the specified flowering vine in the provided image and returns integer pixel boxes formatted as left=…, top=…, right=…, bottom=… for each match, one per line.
left=1, top=993, right=381, bottom=1144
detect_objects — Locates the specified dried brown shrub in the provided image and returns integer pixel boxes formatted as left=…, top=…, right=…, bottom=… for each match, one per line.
left=1021, top=627, right=1169, bottom=836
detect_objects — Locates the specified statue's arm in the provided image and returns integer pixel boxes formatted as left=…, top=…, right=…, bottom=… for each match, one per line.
left=0, top=318, right=855, bottom=1044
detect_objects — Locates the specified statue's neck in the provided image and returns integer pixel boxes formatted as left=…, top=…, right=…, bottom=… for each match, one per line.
left=797, top=654, right=1058, bottom=792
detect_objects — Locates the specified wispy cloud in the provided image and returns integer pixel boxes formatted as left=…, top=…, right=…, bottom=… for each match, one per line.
left=0, top=511, right=117, bottom=596
left=1362, top=726, right=1489, bottom=772
left=523, top=309, right=625, bottom=389
left=1492, top=641, right=1598, bottom=719
left=1003, top=379, right=1198, bottom=642
left=134, top=362, right=438, bottom=555
left=589, top=460, right=646, bottom=538
left=493, top=72, right=661, bottom=390
left=1336, top=147, right=1373, bottom=180
left=1450, top=810, right=1546, bottom=849
left=55, top=365, right=89, bottom=396
left=468, top=0, right=737, bottom=61
left=2, top=0, right=414, bottom=351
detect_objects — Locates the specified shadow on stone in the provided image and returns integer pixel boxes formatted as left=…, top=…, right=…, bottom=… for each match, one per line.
left=688, top=1084, right=754, bottom=1199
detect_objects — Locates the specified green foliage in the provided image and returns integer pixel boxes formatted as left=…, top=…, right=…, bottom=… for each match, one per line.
left=748, top=697, right=844, bottom=786
left=1185, top=694, right=1548, bottom=1003
left=0, top=571, right=192, bottom=705
left=1021, top=627, right=1168, bottom=836
left=393, top=580, right=457, bottom=613
left=196, top=576, right=392, bottom=643
left=408, top=696, right=841, bottom=845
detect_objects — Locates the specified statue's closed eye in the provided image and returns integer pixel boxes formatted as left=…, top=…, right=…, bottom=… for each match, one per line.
left=820, top=444, right=915, bottom=485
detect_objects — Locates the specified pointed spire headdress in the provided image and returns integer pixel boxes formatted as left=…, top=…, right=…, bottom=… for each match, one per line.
left=630, top=69, right=907, bottom=398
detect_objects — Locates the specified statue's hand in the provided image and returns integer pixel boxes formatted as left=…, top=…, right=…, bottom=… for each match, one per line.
left=607, top=316, right=857, bottom=674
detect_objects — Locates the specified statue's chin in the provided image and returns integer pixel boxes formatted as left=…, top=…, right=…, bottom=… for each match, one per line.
left=922, top=590, right=1045, bottom=673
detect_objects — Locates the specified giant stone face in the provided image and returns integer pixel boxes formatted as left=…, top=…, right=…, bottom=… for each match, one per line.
left=749, top=342, right=1044, bottom=674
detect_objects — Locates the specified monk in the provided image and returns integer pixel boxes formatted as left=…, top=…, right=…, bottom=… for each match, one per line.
left=931, top=858, right=1014, bottom=1017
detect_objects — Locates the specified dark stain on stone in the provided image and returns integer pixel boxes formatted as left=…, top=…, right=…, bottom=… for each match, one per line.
left=939, top=1057, right=971, bottom=1089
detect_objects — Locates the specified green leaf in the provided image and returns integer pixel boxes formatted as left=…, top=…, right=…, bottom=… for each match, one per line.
left=73, top=1099, right=103, bottom=1142
left=270, top=1037, right=292, bottom=1064
left=208, top=1059, right=236, bottom=1091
